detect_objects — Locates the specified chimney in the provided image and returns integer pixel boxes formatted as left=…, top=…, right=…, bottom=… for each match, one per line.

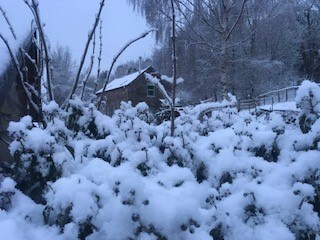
left=139, top=56, right=142, bottom=73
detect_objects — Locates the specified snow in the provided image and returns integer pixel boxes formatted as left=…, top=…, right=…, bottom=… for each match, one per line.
left=189, top=93, right=237, bottom=116
left=145, top=73, right=173, bottom=106
left=96, top=66, right=151, bottom=94
left=295, top=80, right=320, bottom=114
left=160, top=75, right=184, bottom=85
left=1, top=83, right=320, bottom=239
left=259, top=101, right=298, bottom=111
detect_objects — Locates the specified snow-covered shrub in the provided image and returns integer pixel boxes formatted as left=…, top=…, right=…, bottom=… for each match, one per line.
left=66, top=97, right=112, bottom=139
left=296, top=80, right=320, bottom=133
left=249, top=127, right=280, bottom=162
left=8, top=116, right=64, bottom=204
left=0, top=178, right=16, bottom=211
left=43, top=175, right=99, bottom=240
left=3, top=93, right=320, bottom=240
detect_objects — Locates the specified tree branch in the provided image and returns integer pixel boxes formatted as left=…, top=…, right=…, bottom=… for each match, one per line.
left=0, top=33, right=40, bottom=115
left=81, top=31, right=96, bottom=100
left=25, top=0, right=54, bottom=101
left=66, top=0, right=106, bottom=105
left=0, top=6, right=17, bottom=39
left=94, top=20, right=103, bottom=94
left=225, top=0, right=247, bottom=41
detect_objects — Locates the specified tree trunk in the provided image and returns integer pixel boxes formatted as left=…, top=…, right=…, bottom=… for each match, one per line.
left=170, top=0, right=177, bottom=136
left=221, top=38, right=228, bottom=99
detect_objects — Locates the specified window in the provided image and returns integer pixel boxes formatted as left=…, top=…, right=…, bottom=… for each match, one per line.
left=147, top=83, right=155, bottom=97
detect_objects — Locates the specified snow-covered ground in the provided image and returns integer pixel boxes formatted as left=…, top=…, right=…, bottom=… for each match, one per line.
left=0, top=81, right=320, bottom=240
left=259, top=101, right=298, bottom=112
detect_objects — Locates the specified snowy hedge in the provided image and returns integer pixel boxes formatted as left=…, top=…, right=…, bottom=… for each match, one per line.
left=1, top=81, right=320, bottom=240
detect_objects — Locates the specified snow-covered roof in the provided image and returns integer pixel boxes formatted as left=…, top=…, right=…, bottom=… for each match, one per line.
left=96, top=66, right=153, bottom=94
left=0, top=1, right=33, bottom=76
left=0, top=2, right=33, bottom=107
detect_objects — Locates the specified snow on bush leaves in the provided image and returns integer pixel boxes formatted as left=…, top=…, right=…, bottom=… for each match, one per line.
left=1, top=90, right=320, bottom=240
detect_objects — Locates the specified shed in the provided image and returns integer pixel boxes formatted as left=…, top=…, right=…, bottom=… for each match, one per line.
left=96, top=66, right=168, bottom=115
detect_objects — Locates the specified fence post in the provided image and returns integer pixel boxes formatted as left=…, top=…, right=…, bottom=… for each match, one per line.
left=271, top=94, right=274, bottom=111
left=238, top=99, right=241, bottom=112
left=285, top=89, right=288, bottom=101
left=278, top=91, right=280, bottom=103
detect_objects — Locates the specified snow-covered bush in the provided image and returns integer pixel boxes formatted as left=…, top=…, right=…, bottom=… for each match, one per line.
left=0, top=178, right=16, bottom=211
left=296, top=80, right=320, bottom=133
left=2, top=92, right=320, bottom=239
left=8, top=116, right=64, bottom=204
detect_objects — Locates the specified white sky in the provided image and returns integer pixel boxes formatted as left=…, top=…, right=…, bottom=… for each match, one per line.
left=0, top=0, right=155, bottom=73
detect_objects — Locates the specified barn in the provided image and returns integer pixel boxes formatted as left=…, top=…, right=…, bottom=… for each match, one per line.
left=96, top=66, right=168, bottom=115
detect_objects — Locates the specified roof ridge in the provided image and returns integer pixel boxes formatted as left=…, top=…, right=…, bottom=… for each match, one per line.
left=96, top=66, right=153, bottom=94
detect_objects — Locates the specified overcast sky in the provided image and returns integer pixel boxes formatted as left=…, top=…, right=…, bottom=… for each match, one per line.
left=0, top=0, right=155, bottom=72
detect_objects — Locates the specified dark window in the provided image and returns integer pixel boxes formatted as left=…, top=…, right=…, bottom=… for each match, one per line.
left=147, top=83, right=155, bottom=97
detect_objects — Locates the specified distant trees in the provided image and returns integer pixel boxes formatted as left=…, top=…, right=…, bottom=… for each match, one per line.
left=129, top=0, right=249, bottom=99
left=51, top=45, right=76, bottom=105
left=293, top=0, right=320, bottom=80
left=128, top=0, right=320, bottom=103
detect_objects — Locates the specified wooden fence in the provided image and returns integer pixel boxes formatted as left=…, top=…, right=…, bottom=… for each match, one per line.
left=238, top=85, right=299, bottom=112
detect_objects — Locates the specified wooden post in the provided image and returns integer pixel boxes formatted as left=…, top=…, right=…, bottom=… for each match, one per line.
left=285, top=89, right=288, bottom=101
left=278, top=91, right=280, bottom=103
left=271, top=94, right=274, bottom=111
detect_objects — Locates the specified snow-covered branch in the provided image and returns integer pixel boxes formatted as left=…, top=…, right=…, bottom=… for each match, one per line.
left=0, top=6, right=17, bottom=39
left=66, top=0, right=106, bottom=105
left=81, top=32, right=96, bottom=100
left=94, top=20, right=103, bottom=94
left=24, top=0, right=54, bottom=101
left=0, top=33, right=40, bottom=115
left=145, top=73, right=173, bottom=108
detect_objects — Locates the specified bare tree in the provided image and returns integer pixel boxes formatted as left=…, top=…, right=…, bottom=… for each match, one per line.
left=292, top=0, right=320, bottom=80
left=24, top=0, right=54, bottom=101
left=176, top=0, right=247, bottom=98
left=94, top=20, right=103, bottom=94
left=170, top=0, right=178, bottom=136
left=81, top=32, right=96, bottom=100
left=66, top=0, right=106, bottom=105
left=51, top=44, right=76, bottom=104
